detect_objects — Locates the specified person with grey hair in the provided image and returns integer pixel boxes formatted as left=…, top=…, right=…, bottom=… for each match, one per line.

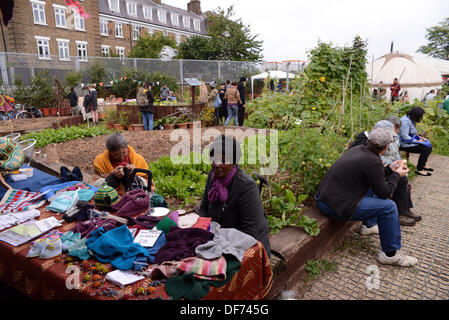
left=93, top=132, right=155, bottom=195
left=198, top=135, right=271, bottom=257
left=315, top=128, right=418, bottom=267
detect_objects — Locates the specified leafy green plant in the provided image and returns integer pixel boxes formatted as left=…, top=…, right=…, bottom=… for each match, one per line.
left=304, top=259, right=338, bottom=282
left=29, top=70, right=55, bottom=108
left=64, top=71, right=83, bottom=88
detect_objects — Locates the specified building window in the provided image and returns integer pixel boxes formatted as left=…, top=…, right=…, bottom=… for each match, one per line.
left=115, top=22, right=123, bottom=38
left=162, top=30, right=168, bottom=37
left=115, top=47, right=125, bottom=59
left=157, top=10, right=167, bottom=24
left=32, top=2, right=46, bottom=25
left=101, top=45, right=110, bottom=56
left=54, top=7, right=67, bottom=28
left=76, top=42, right=88, bottom=61
left=57, top=39, right=70, bottom=61
left=176, top=34, right=181, bottom=45
left=108, top=0, right=120, bottom=13
left=183, top=16, right=190, bottom=29
left=100, top=18, right=108, bottom=36
left=132, top=26, right=140, bottom=41
left=142, top=6, right=152, bottom=20
left=74, top=12, right=85, bottom=31
left=193, top=19, right=201, bottom=32
left=147, top=27, right=154, bottom=35
left=171, top=14, right=179, bottom=27
left=35, top=36, right=50, bottom=59
left=126, top=2, right=137, bottom=17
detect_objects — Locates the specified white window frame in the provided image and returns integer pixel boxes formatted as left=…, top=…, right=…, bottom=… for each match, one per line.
left=100, top=18, right=108, bottom=36
left=183, top=16, right=190, bottom=29
left=115, top=46, right=125, bottom=59
left=31, top=1, right=47, bottom=25
left=74, top=12, right=86, bottom=31
left=115, top=22, right=123, bottom=38
left=147, top=27, right=154, bottom=35
left=101, top=45, right=110, bottom=56
left=108, top=0, right=120, bottom=13
left=193, top=19, right=201, bottom=32
left=162, top=30, right=168, bottom=37
left=171, top=14, right=179, bottom=27
left=142, top=6, right=152, bottom=21
left=56, top=39, right=70, bottom=61
left=76, top=41, right=88, bottom=62
left=132, top=25, right=140, bottom=41
left=35, top=36, right=50, bottom=60
left=53, top=5, right=67, bottom=29
left=176, top=33, right=181, bottom=45
left=157, top=10, right=167, bottom=24
left=126, top=2, right=137, bottom=17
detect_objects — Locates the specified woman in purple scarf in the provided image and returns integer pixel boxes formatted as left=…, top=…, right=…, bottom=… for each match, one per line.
left=199, top=135, right=271, bottom=257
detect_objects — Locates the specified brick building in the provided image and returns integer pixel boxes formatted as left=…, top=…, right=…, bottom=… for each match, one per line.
left=0, top=0, right=208, bottom=61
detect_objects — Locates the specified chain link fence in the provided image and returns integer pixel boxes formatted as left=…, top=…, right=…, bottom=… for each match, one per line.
left=0, top=52, right=275, bottom=92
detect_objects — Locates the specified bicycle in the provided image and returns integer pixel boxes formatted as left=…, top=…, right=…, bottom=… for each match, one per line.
left=11, top=103, right=43, bottom=119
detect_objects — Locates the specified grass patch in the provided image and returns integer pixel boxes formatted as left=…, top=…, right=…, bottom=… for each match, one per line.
left=334, top=233, right=379, bottom=256
left=304, top=259, right=338, bottom=282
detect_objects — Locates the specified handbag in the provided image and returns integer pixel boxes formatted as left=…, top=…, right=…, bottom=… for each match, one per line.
left=213, top=93, right=222, bottom=109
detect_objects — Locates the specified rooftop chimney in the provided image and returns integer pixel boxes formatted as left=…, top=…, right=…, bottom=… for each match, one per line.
left=187, top=0, right=201, bottom=15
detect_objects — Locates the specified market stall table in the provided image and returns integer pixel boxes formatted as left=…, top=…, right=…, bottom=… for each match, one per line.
left=0, top=205, right=273, bottom=300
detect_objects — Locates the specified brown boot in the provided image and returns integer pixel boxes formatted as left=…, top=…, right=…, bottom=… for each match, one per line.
left=399, top=215, right=416, bottom=227
left=404, top=210, right=422, bottom=222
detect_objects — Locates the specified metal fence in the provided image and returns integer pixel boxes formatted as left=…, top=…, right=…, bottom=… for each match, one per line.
left=0, top=52, right=306, bottom=93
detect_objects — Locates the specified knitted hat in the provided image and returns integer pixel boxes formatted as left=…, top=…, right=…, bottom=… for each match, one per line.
left=368, top=128, right=393, bottom=148
left=94, top=186, right=119, bottom=208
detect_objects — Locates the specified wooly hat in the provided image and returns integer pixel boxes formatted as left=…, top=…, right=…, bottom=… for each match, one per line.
left=368, top=128, right=393, bottom=148
left=94, top=186, right=119, bottom=208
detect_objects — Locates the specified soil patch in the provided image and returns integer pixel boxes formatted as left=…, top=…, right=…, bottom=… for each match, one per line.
left=0, top=116, right=74, bottom=134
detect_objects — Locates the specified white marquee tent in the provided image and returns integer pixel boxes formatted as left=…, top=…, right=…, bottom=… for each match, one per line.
left=367, top=52, right=444, bottom=102
left=251, top=70, right=295, bottom=99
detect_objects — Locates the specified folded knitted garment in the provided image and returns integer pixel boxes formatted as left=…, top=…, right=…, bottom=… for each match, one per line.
left=71, top=218, right=118, bottom=239
left=156, top=216, right=178, bottom=235
left=60, top=231, right=81, bottom=251
left=154, top=227, right=214, bottom=265
left=138, top=260, right=183, bottom=279
left=68, top=238, right=91, bottom=261
left=178, top=256, right=227, bottom=281
left=177, top=213, right=200, bottom=228
left=87, top=225, right=149, bottom=270
left=27, top=230, right=63, bottom=259
left=195, top=222, right=258, bottom=262
left=0, top=209, right=40, bottom=232
left=39, top=181, right=98, bottom=201
left=126, top=215, right=161, bottom=230
left=191, top=217, right=212, bottom=231
left=116, top=190, right=150, bottom=217
left=111, top=189, right=143, bottom=212
left=46, top=191, right=79, bottom=214
left=146, top=231, right=167, bottom=264
left=150, top=193, right=168, bottom=208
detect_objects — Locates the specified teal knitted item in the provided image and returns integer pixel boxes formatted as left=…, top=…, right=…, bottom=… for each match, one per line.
left=68, top=238, right=91, bottom=261
left=46, top=191, right=78, bottom=213
left=156, top=216, right=178, bottom=235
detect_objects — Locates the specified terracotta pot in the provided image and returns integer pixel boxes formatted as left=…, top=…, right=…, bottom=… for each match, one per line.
left=177, top=122, right=191, bottom=129
left=50, top=107, right=58, bottom=116
left=164, top=123, right=176, bottom=130
left=127, top=125, right=134, bottom=131
left=98, top=112, right=105, bottom=120
left=133, top=124, right=144, bottom=131
left=113, top=123, right=126, bottom=130
left=42, top=108, right=50, bottom=117
left=107, top=123, right=115, bottom=130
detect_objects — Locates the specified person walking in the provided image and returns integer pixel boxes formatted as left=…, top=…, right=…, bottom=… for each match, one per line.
left=224, top=82, right=242, bottom=126
left=68, top=86, right=79, bottom=116
left=390, top=78, right=401, bottom=103
left=85, top=84, right=98, bottom=125
left=218, top=83, right=227, bottom=125
left=137, top=82, right=155, bottom=131
left=208, top=82, right=219, bottom=126
left=237, top=77, right=247, bottom=126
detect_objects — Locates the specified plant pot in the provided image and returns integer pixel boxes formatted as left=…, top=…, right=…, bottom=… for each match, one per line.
left=127, top=125, right=134, bottom=131
left=42, top=108, right=50, bottom=117
left=50, top=107, right=58, bottom=116
left=133, top=124, right=144, bottom=131
left=98, top=112, right=105, bottom=120
left=164, top=123, right=176, bottom=130
left=177, top=122, right=191, bottom=129
left=113, top=123, right=126, bottom=131
left=107, top=122, right=115, bottom=130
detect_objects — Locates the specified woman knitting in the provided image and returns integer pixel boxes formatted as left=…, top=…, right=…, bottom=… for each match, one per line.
left=198, top=135, right=271, bottom=257
left=93, top=132, right=155, bottom=195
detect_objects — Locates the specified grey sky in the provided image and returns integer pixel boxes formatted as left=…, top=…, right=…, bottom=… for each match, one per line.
left=165, top=0, right=449, bottom=61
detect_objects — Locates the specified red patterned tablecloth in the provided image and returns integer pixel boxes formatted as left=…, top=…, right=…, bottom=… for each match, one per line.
left=0, top=208, right=273, bottom=300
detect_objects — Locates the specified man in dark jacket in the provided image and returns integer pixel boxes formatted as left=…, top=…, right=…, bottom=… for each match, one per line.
left=68, top=87, right=79, bottom=116
left=315, top=128, right=418, bottom=267
left=199, top=135, right=271, bottom=257
left=237, top=77, right=247, bottom=126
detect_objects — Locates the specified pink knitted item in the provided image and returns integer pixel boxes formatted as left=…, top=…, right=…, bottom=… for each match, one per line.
left=111, top=189, right=145, bottom=212
left=116, top=190, right=150, bottom=217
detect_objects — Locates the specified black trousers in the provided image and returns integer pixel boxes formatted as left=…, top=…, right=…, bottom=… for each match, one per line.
left=219, top=102, right=228, bottom=124
left=392, top=176, right=413, bottom=215
left=238, top=104, right=245, bottom=126
left=399, top=145, right=432, bottom=171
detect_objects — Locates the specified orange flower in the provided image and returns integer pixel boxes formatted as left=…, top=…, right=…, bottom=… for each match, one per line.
left=320, top=77, right=326, bottom=83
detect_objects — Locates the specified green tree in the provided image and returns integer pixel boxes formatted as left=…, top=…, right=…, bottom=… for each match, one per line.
left=128, top=33, right=179, bottom=59
left=29, top=70, right=55, bottom=108
left=181, top=6, right=263, bottom=62
left=417, top=18, right=449, bottom=60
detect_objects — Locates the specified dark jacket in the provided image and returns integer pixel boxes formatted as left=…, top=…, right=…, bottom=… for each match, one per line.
left=139, top=89, right=155, bottom=113
left=318, top=144, right=400, bottom=220
left=199, top=166, right=271, bottom=257
left=68, top=90, right=78, bottom=108
left=237, top=82, right=246, bottom=105
left=349, top=131, right=369, bottom=149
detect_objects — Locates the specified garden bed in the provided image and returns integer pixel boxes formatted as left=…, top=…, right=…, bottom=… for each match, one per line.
left=0, top=116, right=75, bottom=134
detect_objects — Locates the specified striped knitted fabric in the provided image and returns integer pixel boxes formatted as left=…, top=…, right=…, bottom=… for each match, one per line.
left=178, top=256, right=227, bottom=281
left=94, top=186, right=119, bottom=208
left=0, top=189, right=47, bottom=214
left=39, top=181, right=99, bottom=201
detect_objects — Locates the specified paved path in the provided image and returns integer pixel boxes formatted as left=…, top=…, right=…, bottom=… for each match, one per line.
left=294, top=154, right=449, bottom=300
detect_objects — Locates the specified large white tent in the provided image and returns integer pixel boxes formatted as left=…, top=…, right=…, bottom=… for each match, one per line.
left=367, top=52, right=444, bottom=102
left=251, top=70, right=295, bottom=99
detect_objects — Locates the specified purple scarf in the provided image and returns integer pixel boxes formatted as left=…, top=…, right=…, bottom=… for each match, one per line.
left=208, top=166, right=237, bottom=202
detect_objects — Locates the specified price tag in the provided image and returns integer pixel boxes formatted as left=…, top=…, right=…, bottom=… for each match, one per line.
left=134, top=230, right=162, bottom=248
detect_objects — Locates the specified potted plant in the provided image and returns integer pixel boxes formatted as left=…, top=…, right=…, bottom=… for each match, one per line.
left=42, top=107, right=50, bottom=117
left=104, top=108, right=117, bottom=130
left=113, top=111, right=129, bottom=131
left=132, top=112, right=144, bottom=130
